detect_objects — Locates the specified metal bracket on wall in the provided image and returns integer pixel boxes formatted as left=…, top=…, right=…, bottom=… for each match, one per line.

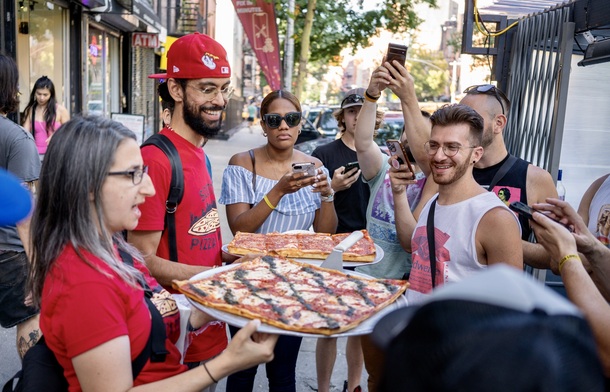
left=461, top=0, right=514, bottom=86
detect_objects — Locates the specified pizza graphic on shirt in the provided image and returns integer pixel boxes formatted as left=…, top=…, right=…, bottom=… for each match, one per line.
left=188, top=208, right=220, bottom=236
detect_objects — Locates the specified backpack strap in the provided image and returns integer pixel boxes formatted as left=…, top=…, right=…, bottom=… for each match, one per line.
left=141, top=134, right=183, bottom=262
left=119, top=249, right=169, bottom=373
left=487, top=155, right=518, bottom=192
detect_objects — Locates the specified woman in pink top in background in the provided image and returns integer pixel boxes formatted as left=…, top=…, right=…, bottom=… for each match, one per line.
left=22, top=76, right=70, bottom=159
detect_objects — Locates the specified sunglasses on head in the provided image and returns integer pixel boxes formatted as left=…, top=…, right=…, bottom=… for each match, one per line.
left=341, top=94, right=365, bottom=108
left=262, top=112, right=302, bottom=128
left=463, top=84, right=508, bottom=115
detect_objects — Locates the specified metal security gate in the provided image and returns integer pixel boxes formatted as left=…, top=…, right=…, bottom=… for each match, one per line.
left=502, top=5, right=575, bottom=288
left=132, top=45, right=157, bottom=139
left=504, top=5, right=574, bottom=177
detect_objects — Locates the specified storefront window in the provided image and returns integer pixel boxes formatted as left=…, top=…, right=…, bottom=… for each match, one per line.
left=85, top=25, right=120, bottom=117
left=16, top=2, right=67, bottom=114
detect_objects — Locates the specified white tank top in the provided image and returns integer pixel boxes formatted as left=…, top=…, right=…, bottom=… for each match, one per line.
left=406, top=191, right=519, bottom=305
left=588, top=175, right=610, bottom=248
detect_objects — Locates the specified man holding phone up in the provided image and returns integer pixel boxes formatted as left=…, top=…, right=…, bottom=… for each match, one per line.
left=311, top=88, right=370, bottom=392
left=389, top=103, right=523, bottom=299
left=386, top=62, right=557, bottom=269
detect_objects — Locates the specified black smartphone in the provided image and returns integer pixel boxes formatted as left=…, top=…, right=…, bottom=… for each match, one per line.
left=292, top=162, right=316, bottom=177
left=343, top=161, right=360, bottom=175
left=509, top=201, right=535, bottom=220
left=386, top=139, right=414, bottom=174
left=509, top=201, right=573, bottom=231
left=384, top=43, right=408, bottom=77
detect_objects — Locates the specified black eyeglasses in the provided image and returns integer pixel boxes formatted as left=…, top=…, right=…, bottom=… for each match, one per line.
left=107, top=166, right=149, bottom=185
left=341, top=94, right=364, bottom=108
left=262, top=112, right=302, bottom=128
left=424, top=141, right=476, bottom=157
left=463, top=84, right=508, bottom=115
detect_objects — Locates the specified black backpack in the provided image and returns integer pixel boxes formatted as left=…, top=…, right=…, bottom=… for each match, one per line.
left=2, top=250, right=168, bottom=392
left=140, top=133, right=212, bottom=262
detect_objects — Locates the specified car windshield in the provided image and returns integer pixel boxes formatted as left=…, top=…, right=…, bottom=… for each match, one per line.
left=319, top=110, right=338, bottom=130
left=375, top=117, right=404, bottom=146
left=307, top=109, right=320, bottom=123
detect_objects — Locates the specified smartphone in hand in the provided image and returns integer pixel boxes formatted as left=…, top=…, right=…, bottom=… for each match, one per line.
left=509, top=201, right=573, bottom=231
left=343, top=161, right=360, bottom=175
left=386, top=139, right=414, bottom=174
left=292, top=162, right=316, bottom=177
left=509, top=201, right=535, bottom=220
left=384, top=43, right=408, bottom=77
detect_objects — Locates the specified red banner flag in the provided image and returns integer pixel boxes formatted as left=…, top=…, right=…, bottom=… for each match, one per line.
left=232, top=0, right=282, bottom=90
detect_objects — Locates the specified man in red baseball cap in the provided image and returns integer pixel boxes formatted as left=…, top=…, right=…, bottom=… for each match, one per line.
left=129, top=33, right=234, bottom=383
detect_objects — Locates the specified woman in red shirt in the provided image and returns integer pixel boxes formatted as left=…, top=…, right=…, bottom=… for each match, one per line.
left=27, top=116, right=277, bottom=391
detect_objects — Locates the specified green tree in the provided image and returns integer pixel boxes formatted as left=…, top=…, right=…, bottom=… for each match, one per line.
left=274, top=0, right=438, bottom=99
left=407, top=48, right=449, bottom=101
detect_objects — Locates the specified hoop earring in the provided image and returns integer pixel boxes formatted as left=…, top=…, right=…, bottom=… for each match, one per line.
left=263, top=132, right=267, bottom=137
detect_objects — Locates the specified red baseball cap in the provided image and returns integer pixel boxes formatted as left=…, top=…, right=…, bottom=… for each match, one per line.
left=149, top=33, right=231, bottom=80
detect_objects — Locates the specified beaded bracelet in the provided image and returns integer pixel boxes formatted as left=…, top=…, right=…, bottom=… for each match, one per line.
left=558, top=254, right=580, bottom=274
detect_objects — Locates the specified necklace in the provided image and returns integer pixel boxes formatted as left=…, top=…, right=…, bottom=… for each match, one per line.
left=264, top=145, right=292, bottom=180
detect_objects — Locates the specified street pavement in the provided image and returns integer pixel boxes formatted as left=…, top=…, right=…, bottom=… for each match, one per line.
left=0, top=123, right=367, bottom=391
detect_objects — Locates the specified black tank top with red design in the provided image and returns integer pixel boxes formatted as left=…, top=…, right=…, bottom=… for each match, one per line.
left=473, top=154, right=531, bottom=240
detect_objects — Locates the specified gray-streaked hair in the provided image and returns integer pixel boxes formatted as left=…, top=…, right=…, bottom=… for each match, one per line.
left=28, top=116, right=145, bottom=307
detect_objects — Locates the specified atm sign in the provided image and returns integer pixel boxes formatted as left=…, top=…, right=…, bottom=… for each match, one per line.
left=132, top=33, right=159, bottom=48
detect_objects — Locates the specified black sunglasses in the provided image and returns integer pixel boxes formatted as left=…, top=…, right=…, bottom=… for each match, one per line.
left=463, top=84, right=508, bottom=115
left=341, top=94, right=365, bottom=108
left=262, top=112, right=302, bottom=128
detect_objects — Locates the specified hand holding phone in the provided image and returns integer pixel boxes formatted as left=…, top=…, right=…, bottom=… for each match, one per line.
left=509, top=201, right=573, bottom=231
left=509, top=201, right=535, bottom=220
left=342, top=161, right=360, bottom=175
left=292, top=162, right=316, bottom=178
left=386, top=139, right=414, bottom=174
left=384, top=43, right=408, bottom=77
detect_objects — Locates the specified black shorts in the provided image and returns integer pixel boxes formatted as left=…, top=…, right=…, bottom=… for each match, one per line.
left=247, top=116, right=254, bottom=122
left=0, top=251, right=39, bottom=328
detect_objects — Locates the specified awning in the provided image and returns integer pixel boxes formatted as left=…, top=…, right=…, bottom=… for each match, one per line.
left=83, top=0, right=164, bottom=33
left=71, top=0, right=107, bottom=8
left=130, top=0, right=164, bottom=33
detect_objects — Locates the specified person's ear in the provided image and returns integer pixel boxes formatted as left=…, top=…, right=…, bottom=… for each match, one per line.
left=472, top=146, right=484, bottom=163
left=493, top=113, right=507, bottom=133
left=168, top=78, right=184, bottom=103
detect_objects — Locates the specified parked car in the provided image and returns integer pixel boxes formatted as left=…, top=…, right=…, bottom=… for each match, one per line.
left=294, top=137, right=333, bottom=155
left=295, top=117, right=320, bottom=145
left=296, top=110, right=406, bottom=156
left=313, top=106, right=340, bottom=137
left=304, top=107, right=322, bottom=124
left=376, top=111, right=404, bottom=153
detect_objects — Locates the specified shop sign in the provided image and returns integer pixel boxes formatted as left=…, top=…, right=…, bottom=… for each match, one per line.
left=132, top=33, right=159, bottom=48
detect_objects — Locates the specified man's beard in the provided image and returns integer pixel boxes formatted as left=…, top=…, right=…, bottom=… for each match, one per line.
left=481, top=123, right=494, bottom=148
left=182, top=96, right=224, bottom=139
left=431, top=151, right=473, bottom=186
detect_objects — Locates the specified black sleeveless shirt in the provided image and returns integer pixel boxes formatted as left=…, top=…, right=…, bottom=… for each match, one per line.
left=473, top=154, right=531, bottom=240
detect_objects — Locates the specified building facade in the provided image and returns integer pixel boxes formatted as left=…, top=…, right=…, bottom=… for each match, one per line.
left=1, top=0, right=244, bottom=137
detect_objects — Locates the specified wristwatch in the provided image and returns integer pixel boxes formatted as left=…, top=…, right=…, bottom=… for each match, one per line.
left=321, top=189, right=335, bottom=203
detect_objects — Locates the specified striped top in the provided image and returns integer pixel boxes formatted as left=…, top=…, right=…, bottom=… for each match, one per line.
left=219, top=165, right=328, bottom=233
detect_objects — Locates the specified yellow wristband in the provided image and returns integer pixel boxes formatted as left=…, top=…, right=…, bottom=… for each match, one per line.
left=558, top=254, right=580, bottom=274
left=263, top=194, right=276, bottom=210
